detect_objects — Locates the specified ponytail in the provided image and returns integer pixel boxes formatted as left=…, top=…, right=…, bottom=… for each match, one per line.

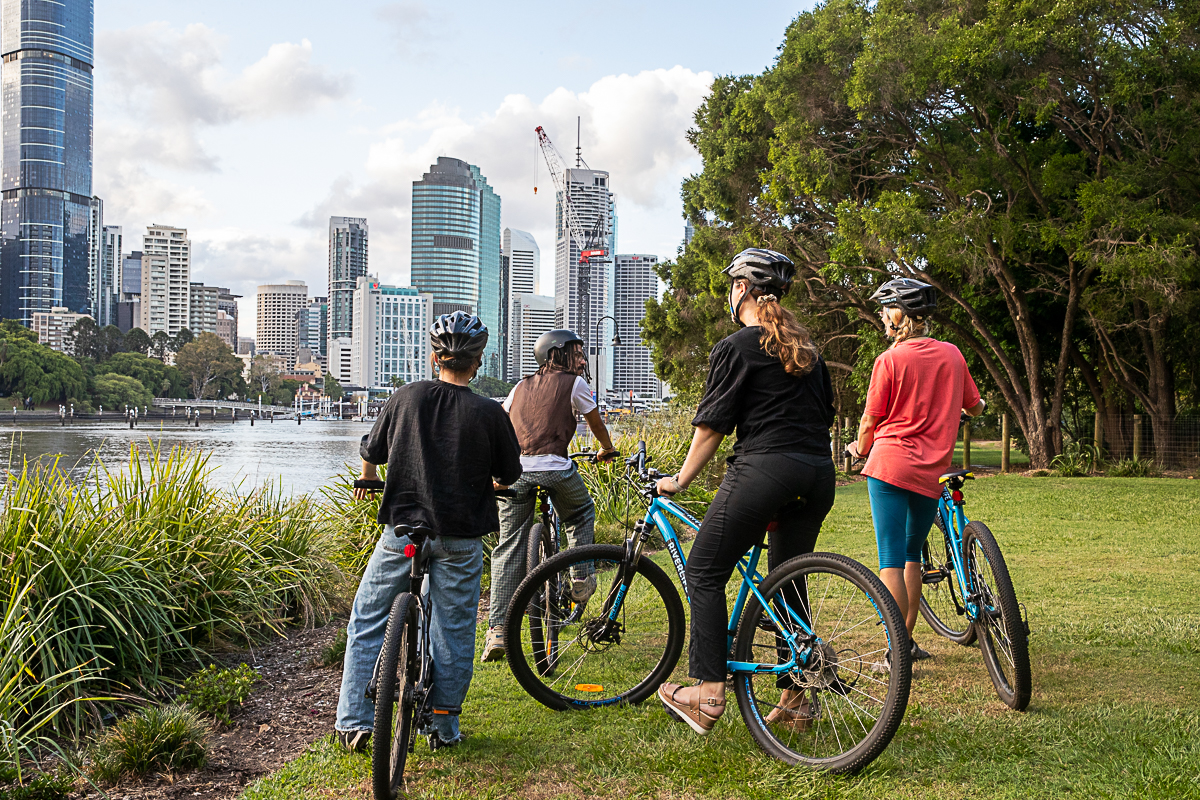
left=752, top=290, right=817, bottom=376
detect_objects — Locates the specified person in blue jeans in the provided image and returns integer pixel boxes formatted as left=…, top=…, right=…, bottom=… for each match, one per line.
left=335, top=311, right=522, bottom=752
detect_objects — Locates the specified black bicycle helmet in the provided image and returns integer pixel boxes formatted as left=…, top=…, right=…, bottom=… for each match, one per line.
left=533, top=329, right=584, bottom=366
left=870, top=278, right=937, bottom=317
left=429, top=311, right=488, bottom=358
left=721, top=248, right=796, bottom=294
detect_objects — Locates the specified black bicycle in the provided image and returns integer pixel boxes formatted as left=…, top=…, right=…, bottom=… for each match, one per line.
left=354, top=483, right=452, bottom=799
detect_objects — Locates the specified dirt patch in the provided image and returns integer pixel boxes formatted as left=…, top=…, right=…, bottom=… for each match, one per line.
left=71, top=621, right=347, bottom=800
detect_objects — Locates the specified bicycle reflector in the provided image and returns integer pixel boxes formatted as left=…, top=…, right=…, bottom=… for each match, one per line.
left=952, top=490, right=964, bottom=503
left=404, top=544, right=417, bottom=558
left=575, top=684, right=604, bottom=692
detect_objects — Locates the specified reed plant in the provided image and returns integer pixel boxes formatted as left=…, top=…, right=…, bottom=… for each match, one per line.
left=0, top=444, right=349, bottom=766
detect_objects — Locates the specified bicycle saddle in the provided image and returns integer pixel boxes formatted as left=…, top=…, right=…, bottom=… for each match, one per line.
left=394, top=523, right=436, bottom=540
left=938, top=469, right=975, bottom=483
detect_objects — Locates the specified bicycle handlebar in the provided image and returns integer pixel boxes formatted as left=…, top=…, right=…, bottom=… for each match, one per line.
left=353, top=478, right=386, bottom=492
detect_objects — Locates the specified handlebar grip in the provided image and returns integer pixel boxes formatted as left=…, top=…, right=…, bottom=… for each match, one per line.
left=353, top=479, right=386, bottom=491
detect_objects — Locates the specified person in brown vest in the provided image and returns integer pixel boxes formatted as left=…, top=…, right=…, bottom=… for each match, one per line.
left=481, top=329, right=619, bottom=661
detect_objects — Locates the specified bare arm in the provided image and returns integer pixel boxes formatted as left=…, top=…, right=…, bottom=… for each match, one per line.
left=965, top=399, right=986, bottom=417
left=582, top=408, right=619, bottom=461
left=656, top=424, right=725, bottom=494
left=354, top=459, right=380, bottom=500
left=848, top=413, right=883, bottom=459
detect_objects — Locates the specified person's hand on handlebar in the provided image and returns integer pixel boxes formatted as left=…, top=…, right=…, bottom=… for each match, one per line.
left=493, top=480, right=509, bottom=491
left=354, top=461, right=383, bottom=500
left=596, top=446, right=620, bottom=463
left=845, top=441, right=868, bottom=461
left=656, top=473, right=686, bottom=496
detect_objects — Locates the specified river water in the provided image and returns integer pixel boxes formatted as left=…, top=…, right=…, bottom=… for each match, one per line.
left=0, top=418, right=372, bottom=495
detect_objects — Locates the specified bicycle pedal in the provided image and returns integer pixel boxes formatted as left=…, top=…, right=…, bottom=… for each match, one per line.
left=1019, top=603, right=1031, bottom=637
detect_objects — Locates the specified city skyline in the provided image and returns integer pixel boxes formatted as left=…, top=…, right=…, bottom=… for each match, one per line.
left=87, top=1, right=806, bottom=337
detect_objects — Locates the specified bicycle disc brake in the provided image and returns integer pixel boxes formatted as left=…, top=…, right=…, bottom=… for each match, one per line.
left=579, top=616, right=622, bottom=651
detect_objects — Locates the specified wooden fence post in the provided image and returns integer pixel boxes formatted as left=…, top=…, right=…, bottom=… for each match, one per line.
left=1093, top=410, right=1103, bottom=452
left=843, top=416, right=853, bottom=473
left=1133, top=414, right=1142, bottom=460
left=833, top=415, right=842, bottom=465
left=1001, top=412, right=1010, bottom=473
left=962, top=418, right=972, bottom=468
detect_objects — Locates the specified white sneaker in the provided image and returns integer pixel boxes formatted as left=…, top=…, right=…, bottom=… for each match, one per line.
left=481, top=626, right=505, bottom=662
left=570, top=575, right=597, bottom=604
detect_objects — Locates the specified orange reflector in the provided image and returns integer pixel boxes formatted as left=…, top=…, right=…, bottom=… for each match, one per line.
left=433, top=709, right=451, bottom=715
left=575, top=684, right=604, bottom=692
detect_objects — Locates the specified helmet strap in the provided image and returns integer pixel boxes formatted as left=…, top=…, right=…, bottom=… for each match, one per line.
left=729, top=281, right=749, bottom=328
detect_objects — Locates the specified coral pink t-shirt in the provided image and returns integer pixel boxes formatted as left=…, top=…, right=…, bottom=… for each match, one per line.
left=862, top=338, right=981, bottom=498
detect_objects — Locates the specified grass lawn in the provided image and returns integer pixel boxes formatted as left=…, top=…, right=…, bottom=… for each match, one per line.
left=242, top=478, right=1200, bottom=800
left=951, top=439, right=1030, bottom=469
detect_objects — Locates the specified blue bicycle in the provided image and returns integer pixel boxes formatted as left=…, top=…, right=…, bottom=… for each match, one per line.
left=505, top=442, right=912, bottom=773
left=917, top=468, right=1032, bottom=710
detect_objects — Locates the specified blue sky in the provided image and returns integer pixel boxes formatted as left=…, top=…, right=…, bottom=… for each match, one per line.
left=94, top=1, right=811, bottom=333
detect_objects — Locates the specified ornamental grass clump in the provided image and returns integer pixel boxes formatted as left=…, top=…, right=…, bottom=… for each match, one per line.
left=0, top=443, right=347, bottom=754
left=87, top=704, right=209, bottom=784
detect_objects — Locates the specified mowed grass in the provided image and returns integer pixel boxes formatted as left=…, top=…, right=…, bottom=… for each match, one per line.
left=242, top=478, right=1200, bottom=800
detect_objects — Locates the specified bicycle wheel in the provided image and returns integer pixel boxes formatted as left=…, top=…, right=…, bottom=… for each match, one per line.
left=733, top=552, right=911, bottom=774
left=918, top=516, right=977, bottom=645
left=372, top=592, right=418, bottom=800
left=964, top=522, right=1031, bottom=710
left=525, top=522, right=560, bottom=675
left=505, top=544, right=686, bottom=710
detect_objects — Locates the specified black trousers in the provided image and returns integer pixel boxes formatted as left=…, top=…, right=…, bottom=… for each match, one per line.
left=685, top=452, right=837, bottom=682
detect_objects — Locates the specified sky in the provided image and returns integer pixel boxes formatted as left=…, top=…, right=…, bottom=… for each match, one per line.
left=94, top=0, right=813, bottom=336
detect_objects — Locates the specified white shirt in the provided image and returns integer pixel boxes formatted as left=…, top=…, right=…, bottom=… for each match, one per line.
left=502, top=375, right=597, bottom=472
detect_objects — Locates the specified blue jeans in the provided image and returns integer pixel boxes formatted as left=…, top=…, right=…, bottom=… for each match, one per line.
left=866, top=477, right=940, bottom=570
left=336, top=526, right=484, bottom=741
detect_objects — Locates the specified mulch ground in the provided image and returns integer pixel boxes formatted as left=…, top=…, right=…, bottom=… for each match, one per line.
left=70, top=621, right=347, bottom=800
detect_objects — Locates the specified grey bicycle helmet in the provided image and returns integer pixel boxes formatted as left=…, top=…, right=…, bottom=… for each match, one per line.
left=722, top=248, right=796, bottom=294
left=870, top=278, right=937, bottom=317
left=533, top=329, right=584, bottom=366
left=429, top=311, right=488, bottom=358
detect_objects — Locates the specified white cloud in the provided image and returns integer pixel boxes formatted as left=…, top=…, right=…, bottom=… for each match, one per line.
left=304, top=66, right=712, bottom=292
left=374, top=2, right=442, bottom=58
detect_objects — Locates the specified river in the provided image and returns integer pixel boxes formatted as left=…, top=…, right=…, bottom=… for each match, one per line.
left=0, top=417, right=372, bottom=495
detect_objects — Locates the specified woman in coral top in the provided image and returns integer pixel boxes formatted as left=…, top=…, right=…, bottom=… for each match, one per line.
left=847, top=278, right=985, bottom=662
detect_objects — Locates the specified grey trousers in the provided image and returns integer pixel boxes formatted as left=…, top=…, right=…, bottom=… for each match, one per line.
left=488, top=463, right=595, bottom=629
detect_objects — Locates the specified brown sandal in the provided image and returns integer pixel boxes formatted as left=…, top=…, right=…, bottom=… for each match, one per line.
left=658, top=682, right=726, bottom=735
left=764, top=688, right=814, bottom=732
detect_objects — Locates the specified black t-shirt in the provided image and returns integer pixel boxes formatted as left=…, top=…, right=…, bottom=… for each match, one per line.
left=360, top=380, right=523, bottom=538
left=692, top=326, right=836, bottom=457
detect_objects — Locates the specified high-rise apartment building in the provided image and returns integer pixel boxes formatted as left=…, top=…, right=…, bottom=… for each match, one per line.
left=87, top=197, right=103, bottom=323
left=188, top=283, right=220, bottom=335
left=329, top=337, right=352, bottom=386
left=99, top=226, right=122, bottom=329
left=327, top=217, right=368, bottom=345
left=0, top=0, right=94, bottom=326
left=554, top=167, right=616, bottom=392
left=31, top=307, right=90, bottom=353
left=350, top=276, right=433, bottom=389
left=256, top=281, right=308, bottom=365
left=216, top=310, right=236, bottom=351
left=508, top=293, right=556, bottom=380
left=503, top=228, right=539, bottom=381
left=296, top=296, right=328, bottom=359
left=613, top=254, right=662, bottom=398
left=115, top=251, right=142, bottom=333
left=410, top=157, right=503, bottom=377
left=217, top=288, right=239, bottom=340
left=139, top=226, right=191, bottom=336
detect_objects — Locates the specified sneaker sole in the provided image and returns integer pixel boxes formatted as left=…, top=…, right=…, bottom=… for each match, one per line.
left=480, top=648, right=506, bottom=663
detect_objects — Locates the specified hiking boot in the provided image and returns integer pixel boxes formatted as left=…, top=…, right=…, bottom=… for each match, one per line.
left=658, top=682, right=725, bottom=735
left=481, top=626, right=505, bottom=662
left=336, top=728, right=371, bottom=753
left=911, top=641, right=932, bottom=661
left=571, top=575, right=597, bottom=604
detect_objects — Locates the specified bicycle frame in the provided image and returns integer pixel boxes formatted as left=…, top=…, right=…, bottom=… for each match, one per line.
left=933, top=474, right=981, bottom=620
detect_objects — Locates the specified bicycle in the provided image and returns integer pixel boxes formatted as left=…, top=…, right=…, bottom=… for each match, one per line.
left=353, top=481, right=452, bottom=800
left=504, top=442, right=912, bottom=774
left=917, top=467, right=1032, bottom=710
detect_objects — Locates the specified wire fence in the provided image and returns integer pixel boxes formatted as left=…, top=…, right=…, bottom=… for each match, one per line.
left=1064, top=413, right=1200, bottom=470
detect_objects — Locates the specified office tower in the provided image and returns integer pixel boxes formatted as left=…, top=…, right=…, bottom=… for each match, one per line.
left=350, top=276, right=433, bottom=388
left=0, top=0, right=94, bottom=325
left=188, top=283, right=220, bottom=335
left=139, top=225, right=191, bottom=336
left=100, top=226, right=122, bottom=328
left=32, top=307, right=91, bottom=353
left=256, top=281, right=308, bottom=365
left=296, top=296, right=327, bottom=357
left=216, top=311, right=236, bottom=351
left=327, top=217, right=368, bottom=345
left=503, top=228, right=539, bottom=381
left=237, top=336, right=256, bottom=356
left=87, top=197, right=103, bottom=323
left=554, top=167, right=616, bottom=392
left=328, top=337, right=352, bottom=385
left=613, top=254, right=662, bottom=399
left=115, top=251, right=142, bottom=333
left=217, top=287, right=239, bottom=340
left=684, top=221, right=695, bottom=246
left=410, top=157, right=503, bottom=377
left=509, top=293, right=556, bottom=380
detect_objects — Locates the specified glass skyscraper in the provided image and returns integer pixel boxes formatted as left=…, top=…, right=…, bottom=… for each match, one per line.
left=0, top=0, right=94, bottom=325
left=328, top=216, right=368, bottom=344
left=410, top=157, right=502, bottom=378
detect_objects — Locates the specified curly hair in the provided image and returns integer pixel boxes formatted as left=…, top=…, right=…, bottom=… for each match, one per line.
left=743, top=283, right=817, bottom=376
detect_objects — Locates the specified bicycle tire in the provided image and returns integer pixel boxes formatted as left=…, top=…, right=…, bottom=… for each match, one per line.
left=526, top=522, right=560, bottom=675
left=733, top=552, right=911, bottom=774
left=505, top=544, right=685, bottom=710
left=918, top=516, right=977, bottom=645
left=372, top=592, right=418, bottom=800
left=964, top=522, right=1031, bottom=710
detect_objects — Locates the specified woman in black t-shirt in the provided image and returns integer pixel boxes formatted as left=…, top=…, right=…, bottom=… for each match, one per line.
left=656, top=248, right=837, bottom=736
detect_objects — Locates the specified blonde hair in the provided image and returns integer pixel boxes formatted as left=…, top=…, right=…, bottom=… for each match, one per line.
left=748, top=286, right=818, bottom=375
left=884, top=308, right=931, bottom=345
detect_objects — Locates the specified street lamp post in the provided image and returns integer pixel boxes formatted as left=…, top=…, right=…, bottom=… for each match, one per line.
left=592, top=314, right=622, bottom=410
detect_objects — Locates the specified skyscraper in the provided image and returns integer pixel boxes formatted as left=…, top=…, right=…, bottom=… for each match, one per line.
left=188, top=282, right=219, bottom=335
left=0, top=0, right=94, bottom=326
left=410, top=157, right=503, bottom=378
left=503, top=228, right=539, bottom=381
left=327, top=216, right=368, bottom=344
left=613, top=254, right=662, bottom=398
left=554, top=167, right=616, bottom=392
left=139, top=225, right=191, bottom=336
left=256, top=281, right=308, bottom=365
left=509, top=293, right=556, bottom=380
left=349, top=276, right=433, bottom=388
left=87, top=197, right=103, bottom=322
left=100, top=226, right=122, bottom=329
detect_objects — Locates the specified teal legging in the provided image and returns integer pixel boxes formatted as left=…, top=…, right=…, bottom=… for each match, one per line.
left=867, top=477, right=940, bottom=570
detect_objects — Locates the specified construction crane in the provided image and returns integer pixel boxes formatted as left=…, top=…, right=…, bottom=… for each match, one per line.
left=534, top=122, right=610, bottom=355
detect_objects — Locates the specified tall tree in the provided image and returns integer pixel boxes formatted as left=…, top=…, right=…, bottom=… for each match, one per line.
left=170, top=328, right=194, bottom=353
left=324, top=372, right=344, bottom=401
left=96, top=352, right=188, bottom=398
left=149, top=331, right=170, bottom=361
left=174, top=333, right=242, bottom=400
left=123, top=327, right=151, bottom=356
left=248, top=354, right=281, bottom=398
left=0, top=321, right=86, bottom=403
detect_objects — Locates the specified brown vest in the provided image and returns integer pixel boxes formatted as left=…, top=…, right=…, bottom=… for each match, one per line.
left=509, top=371, right=579, bottom=458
